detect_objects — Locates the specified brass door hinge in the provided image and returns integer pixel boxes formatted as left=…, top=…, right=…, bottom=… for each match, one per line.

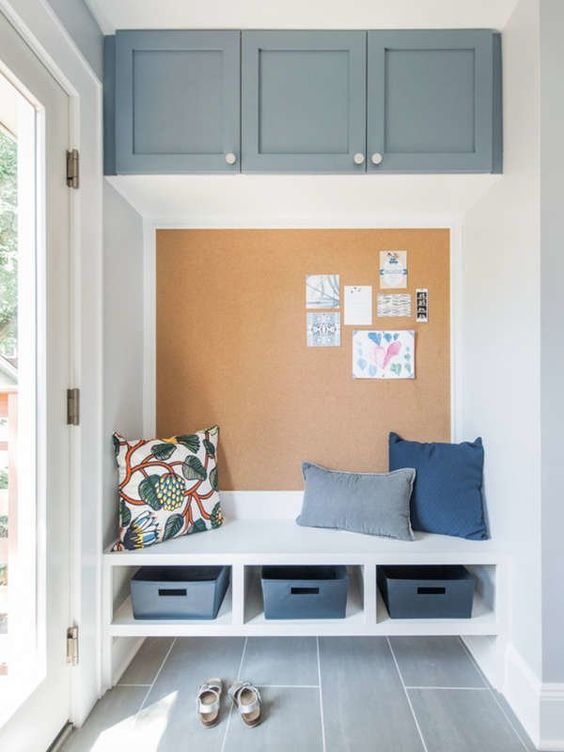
left=67, top=388, right=80, bottom=426
left=66, top=625, right=79, bottom=666
left=66, top=148, right=79, bottom=189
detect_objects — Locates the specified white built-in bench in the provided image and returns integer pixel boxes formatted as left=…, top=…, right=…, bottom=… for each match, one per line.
left=102, top=494, right=507, bottom=690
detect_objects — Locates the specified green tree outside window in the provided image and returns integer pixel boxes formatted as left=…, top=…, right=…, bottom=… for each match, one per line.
left=0, top=126, right=17, bottom=363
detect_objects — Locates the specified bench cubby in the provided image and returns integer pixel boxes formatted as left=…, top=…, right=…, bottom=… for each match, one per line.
left=102, top=518, right=506, bottom=689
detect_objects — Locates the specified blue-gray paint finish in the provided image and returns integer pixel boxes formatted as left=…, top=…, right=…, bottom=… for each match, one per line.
left=492, top=33, right=503, bottom=174
left=367, top=30, right=502, bottom=173
left=242, top=31, right=367, bottom=173
left=104, top=28, right=503, bottom=175
left=103, top=36, right=116, bottom=175
left=114, top=30, right=240, bottom=173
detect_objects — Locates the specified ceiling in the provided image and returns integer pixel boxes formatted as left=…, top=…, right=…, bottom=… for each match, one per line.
left=86, top=0, right=519, bottom=35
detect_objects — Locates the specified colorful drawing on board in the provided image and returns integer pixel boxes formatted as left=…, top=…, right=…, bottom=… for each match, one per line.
left=306, top=274, right=340, bottom=309
left=307, top=312, right=341, bottom=347
left=379, top=251, right=408, bottom=289
left=352, top=330, right=415, bottom=379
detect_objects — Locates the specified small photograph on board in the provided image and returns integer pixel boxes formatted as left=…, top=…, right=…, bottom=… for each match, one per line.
left=377, top=293, right=412, bottom=318
left=379, top=251, right=408, bottom=289
left=352, top=330, right=415, bottom=379
left=416, top=288, right=429, bottom=322
left=305, top=274, right=340, bottom=309
left=344, top=285, right=372, bottom=325
left=307, top=312, right=341, bottom=348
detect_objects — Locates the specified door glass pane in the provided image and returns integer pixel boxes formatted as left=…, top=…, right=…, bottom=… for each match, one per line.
left=0, top=71, right=38, bottom=680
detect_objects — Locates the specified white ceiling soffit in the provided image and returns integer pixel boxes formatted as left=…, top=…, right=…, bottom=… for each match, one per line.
left=106, top=174, right=501, bottom=226
left=86, top=0, right=519, bottom=35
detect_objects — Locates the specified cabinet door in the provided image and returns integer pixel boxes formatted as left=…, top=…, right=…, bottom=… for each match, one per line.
left=242, top=31, right=367, bottom=173
left=114, top=30, right=240, bottom=173
left=367, top=30, right=502, bottom=173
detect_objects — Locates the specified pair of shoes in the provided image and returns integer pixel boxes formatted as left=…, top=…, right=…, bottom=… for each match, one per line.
left=197, top=678, right=262, bottom=728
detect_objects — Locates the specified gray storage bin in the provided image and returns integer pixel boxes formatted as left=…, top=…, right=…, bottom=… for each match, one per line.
left=261, top=565, right=348, bottom=620
left=131, top=565, right=230, bottom=620
left=378, top=565, right=475, bottom=619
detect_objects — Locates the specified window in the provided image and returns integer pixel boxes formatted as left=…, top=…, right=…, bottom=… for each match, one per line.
left=0, top=71, right=39, bottom=682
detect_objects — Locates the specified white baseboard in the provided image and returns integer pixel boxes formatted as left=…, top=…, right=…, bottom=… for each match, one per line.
left=502, top=642, right=564, bottom=751
left=503, top=643, right=542, bottom=746
left=539, top=683, right=564, bottom=751
left=111, top=636, right=144, bottom=688
left=462, top=635, right=504, bottom=689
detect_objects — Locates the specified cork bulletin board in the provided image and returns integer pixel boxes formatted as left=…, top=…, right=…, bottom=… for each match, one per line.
left=156, top=229, right=450, bottom=490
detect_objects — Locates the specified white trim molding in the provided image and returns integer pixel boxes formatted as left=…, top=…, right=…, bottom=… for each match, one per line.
left=220, top=491, right=303, bottom=519
left=504, top=643, right=564, bottom=751
left=142, top=219, right=156, bottom=436
left=539, top=683, right=564, bottom=752
left=0, top=0, right=104, bottom=728
left=449, top=222, right=463, bottom=442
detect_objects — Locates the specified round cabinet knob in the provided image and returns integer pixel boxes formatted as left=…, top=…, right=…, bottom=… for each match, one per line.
left=225, top=152, right=237, bottom=165
left=371, top=152, right=383, bottom=165
left=353, top=152, right=365, bottom=165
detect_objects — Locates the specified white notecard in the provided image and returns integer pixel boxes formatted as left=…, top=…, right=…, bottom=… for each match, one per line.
left=379, top=250, right=408, bottom=289
left=344, top=285, right=372, bottom=325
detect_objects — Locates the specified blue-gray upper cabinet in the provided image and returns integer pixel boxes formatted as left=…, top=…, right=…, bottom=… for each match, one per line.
left=242, top=31, right=367, bottom=173
left=106, top=30, right=240, bottom=174
left=367, top=30, right=502, bottom=173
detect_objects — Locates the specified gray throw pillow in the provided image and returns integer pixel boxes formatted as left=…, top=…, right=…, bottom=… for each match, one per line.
left=297, top=462, right=416, bottom=541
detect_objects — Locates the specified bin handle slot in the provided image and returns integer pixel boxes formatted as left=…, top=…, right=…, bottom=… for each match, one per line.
left=417, top=586, right=446, bottom=595
left=158, top=588, right=188, bottom=597
left=291, top=587, right=320, bottom=595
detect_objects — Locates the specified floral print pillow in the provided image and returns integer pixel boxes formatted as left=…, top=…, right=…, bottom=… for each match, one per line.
left=113, top=426, right=223, bottom=551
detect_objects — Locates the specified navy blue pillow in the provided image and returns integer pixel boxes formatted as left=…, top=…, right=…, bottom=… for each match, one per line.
left=388, top=432, right=488, bottom=540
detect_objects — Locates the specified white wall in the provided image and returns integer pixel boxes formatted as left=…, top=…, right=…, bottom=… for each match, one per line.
left=461, top=0, right=542, bottom=685
left=46, top=0, right=102, bottom=78
left=539, top=0, right=564, bottom=685
left=102, top=182, right=144, bottom=548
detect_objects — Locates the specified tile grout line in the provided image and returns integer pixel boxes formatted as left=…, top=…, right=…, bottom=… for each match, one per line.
left=220, top=636, right=248, bottom=752
left=458, top=639, right=531, bottom=752
left=316, top=637, right=327, bottom=752
left=404, top=685, right=489, bottom=691
left=386, top=638, right=430, bottom=752
left=116, top=683, right=152, bottom=688
left=259, top=684, right=320, bottom=689
left=135, top=637, right=177, bottom=722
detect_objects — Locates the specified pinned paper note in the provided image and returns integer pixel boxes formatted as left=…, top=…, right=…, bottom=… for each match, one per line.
left=305, top=274, right=340, bottom=309
left=344, top=285, right=372, bottom=325
left=353, top=330, right=415, bottom=379
left=377, top=293, right=411, bottom=318
left=307, top=312, right=341, bottom=347
left=379, top=251, right=408, bottom=289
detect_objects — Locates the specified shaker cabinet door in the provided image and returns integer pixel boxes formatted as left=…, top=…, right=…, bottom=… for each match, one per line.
left=113, top=30, right=240, bottom=173
left=367, top=30, right=502, bottom=173
left=242, top=31, right=367, bottom=173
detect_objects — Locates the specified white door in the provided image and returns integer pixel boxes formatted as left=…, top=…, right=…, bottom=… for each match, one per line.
left=0, top=7, right=72, bottom=750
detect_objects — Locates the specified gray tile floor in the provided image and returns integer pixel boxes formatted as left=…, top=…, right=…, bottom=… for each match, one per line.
left=62, top=637, right=535, bottom=752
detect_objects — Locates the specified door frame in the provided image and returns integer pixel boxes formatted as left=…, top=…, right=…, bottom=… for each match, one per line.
left=0, top=0, right=103, bottom=728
